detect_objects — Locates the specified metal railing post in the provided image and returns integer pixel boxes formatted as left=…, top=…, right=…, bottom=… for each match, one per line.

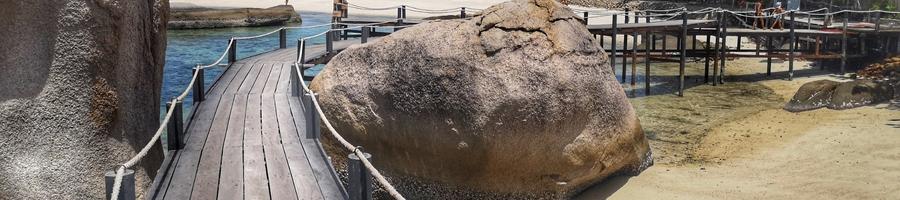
left=105, top=169, right=135, bottom=200
left=228, top=39, right=237, bottom=64
left=193, top=67, right=205, bottom=102
left=622, top=9, right=629, bottom=83
left=305, top=93, right=321, bottom=139
left=875, top=11, right=882, bottom=33
left=291, top=64, right=301, bottom=97
left=166, top=100, right=183, bottom=150
left=583, top=12, right=589, bottom=25
left=348, top=152, right=373, bottom=200
left=326, top=30, right=334, bottom=53
left=460, top=7, right=467, bottom=18
left=361, top=27, right=370, bottom=44
left=279, top=29, right=287, bottom=49
left=297, top=39, right=307, bottom=64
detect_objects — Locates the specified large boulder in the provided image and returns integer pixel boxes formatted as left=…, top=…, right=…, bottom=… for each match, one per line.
left=0, top=0, right=168, bottom=198
left=168, top=5, right=299, bottom=29
left=311, top=0, right=651, bottom=197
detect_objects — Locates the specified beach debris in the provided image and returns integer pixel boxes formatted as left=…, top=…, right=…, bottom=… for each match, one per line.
left=857, top=56, right=900, bottom=80
left=310, top=0, right=650, bottom=198
left=785, top=79, right=894, bottom=112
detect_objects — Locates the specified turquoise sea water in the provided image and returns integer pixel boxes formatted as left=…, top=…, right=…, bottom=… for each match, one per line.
left=161, top=12, right=330, bottom=113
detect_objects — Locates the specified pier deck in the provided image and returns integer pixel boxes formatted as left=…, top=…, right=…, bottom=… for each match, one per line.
left=147, top=38, right=374, bottom=199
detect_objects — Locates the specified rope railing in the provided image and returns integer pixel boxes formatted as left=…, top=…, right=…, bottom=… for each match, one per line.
left=294, top=26, right=408, bottom=199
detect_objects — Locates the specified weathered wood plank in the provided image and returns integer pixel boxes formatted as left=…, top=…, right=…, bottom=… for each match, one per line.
left=190, top=58, right=256, bottom=200
left=217, top=62, right=265, bottom=199
left=260, top=63, right=300, bottom=199
left=243, top=63, right=275, bottom=200
left=163, top=62, right=250, bottom=200
left=287, top=94, right=347, bottom=200
left=274, top=63, right=325, bottom=199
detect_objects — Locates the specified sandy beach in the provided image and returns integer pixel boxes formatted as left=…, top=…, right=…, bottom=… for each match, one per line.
left=577, top=50, right=900, bottom=199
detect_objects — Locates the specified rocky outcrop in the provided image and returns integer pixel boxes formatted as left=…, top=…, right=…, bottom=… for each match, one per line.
left=311, top=0, right=651, bottom=198
left=169, top=5, right=300, bottom=29
left=785, top=79, right=894, bottom=112
left=0, top=0, right=167, bottom=198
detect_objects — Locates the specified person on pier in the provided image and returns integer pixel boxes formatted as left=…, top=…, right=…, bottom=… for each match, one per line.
left=770, top=2, right=785, bottom=30
left=752, top=0, right=767, bottom=29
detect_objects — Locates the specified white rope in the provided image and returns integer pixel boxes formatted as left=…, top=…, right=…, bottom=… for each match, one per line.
left=291, top=63, right=406, bottom=200
left=198, top=38, right=234, bottom=69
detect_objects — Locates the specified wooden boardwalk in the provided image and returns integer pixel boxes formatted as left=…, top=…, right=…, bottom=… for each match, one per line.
left=148, top=38, right=372, bottom=199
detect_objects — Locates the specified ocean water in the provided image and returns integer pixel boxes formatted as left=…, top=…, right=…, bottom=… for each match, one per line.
left=160, top=12, right=331, bottom=113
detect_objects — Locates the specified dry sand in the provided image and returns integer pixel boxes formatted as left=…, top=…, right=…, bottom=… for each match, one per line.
left=577, top=41, right=900, bottom=199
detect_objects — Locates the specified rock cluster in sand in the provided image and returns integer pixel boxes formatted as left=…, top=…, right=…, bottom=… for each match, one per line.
left=0, top=0, right=167, bottom=198
left=311, top=0, right=651, bottom=198
left=785, top=79, right=894, bottom=112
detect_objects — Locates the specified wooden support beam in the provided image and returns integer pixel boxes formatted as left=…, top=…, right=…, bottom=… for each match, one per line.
left=228, top=39, right=236, bottom=64
left=767, top=35, right=773, bottom=76
left=611, top=14, right=618, bottom=73
left=719, top=11, right=727, bottom=84
left=645, top=32, right=652, bottom=95
left=679, top=11, right=687, bottom=97
left=705, top=33, right=711, bottom=83
left=841, top=12, right=848, bottom=74
left=622, top=10, right=630, bottom=83
left=788, top=11, right=796, bottom=81
left=631, top=15, right=639, bottom=86
left=361, top=27, right=370, bottom=44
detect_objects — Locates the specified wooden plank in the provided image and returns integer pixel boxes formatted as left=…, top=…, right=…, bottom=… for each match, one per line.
left=190, top=58, right=257, bottom=200
left=217, top=62, right=264, bottom=199
left=287, top=95, right=347, bottom=200
left=243, top=63, right=275, bottom=200
left=260, top=63, right=300, bottom=199
left=274, top=63, right=325, bottom=199
left=163, top=62, right=250, bottom=200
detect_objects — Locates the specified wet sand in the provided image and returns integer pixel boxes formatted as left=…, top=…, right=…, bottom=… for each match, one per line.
left=577, top=48, right=900, bottom=199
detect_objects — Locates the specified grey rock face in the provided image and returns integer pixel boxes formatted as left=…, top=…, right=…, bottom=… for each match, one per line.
left=784, top=80, right=840, bottom=112
left=311, top=0, right=650, bottom=198
left=168, top=5, right=299, bottom=29
left=0, top=0, right=168, bottom=198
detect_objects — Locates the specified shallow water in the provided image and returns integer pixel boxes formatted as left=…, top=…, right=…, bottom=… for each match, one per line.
left=160, top=12, right=332, bottom=113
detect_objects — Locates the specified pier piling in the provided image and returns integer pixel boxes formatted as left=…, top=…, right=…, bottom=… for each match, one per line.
left=166, top=100, right=183, bottom=150
left=105, top=169, right=135, bottom=200
left=193, top=67, right=205, bottom=102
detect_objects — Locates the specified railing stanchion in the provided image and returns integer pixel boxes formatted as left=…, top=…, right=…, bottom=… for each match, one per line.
left=767, top=35, right=773, bottom=76
left=788, top=10, right=796, bottom=81
left=719, top=10, right=728, bottom=84
left=326, top=30, right=334, bottom=54
left=348, top=152, right=374, bottom=200
left=460, top=7, right=467, bottom=18
left=105, top=169, right=135, bottom=200
left=645, top=31, right=651, bottom=95
left=298, top=39, right=307, bottom=64
left=291, top=64, right=301, bottom=97
left=362, top=27, right=370, bottom=44
left=622, top=9, right=629, bottom=83
left=228, top=39, right=236, bottom=64
left=583, top=11, right=589, bottom=25
left=306, top=93, right=321, bottom=139
left=401, top=5, right=407, bottom=19
left=193, top=67, right=205, bottom=102
left=279, top=29, right=287, bottom=49
left=166, top=100, right=183, bottom=150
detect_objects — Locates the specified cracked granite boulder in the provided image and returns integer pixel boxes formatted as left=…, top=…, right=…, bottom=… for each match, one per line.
left=311, top=0, right=650, bottom=198
left=0, top=0, right=167, bottom=198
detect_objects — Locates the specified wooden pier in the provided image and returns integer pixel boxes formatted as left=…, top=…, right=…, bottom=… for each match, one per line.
left=105, top=4, right=900, bottom=200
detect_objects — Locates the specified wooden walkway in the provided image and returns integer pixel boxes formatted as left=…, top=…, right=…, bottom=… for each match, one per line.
left=149, top=39, right=368, bottom=199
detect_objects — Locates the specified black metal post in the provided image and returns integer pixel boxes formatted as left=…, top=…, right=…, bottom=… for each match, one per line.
left=361, top=27, right=370, bottom=44
left=679, top=11, right=687, bottom=97
left=705, top=33, right=711, bottom=83
left=631, top=15, right=639, bottom=86
left=297, top=39, right=307, bottom=64
left=583, top=12, right=589, bottom=25
left=193, top=67, right=205, bottom=102
left=461, top=7, right=467, bottom=18
left=105, top=169, right=135, bottom=200
left=611, top=14, right=618, bottom=73
left=401, top=5, right=407, bottom=19
left=227, top=39, right=236, bottom=64
left=305, top=93, right=321, bottom=139
left=713, top=11, right=721, bottom=86
left=348, top=153, right=373, bottom=200
left=719, top=11, right=728, bottom=84
left=788, top=11, right=796, bottom=81
left=279, top=29, right=287, bottom=49
left=326, top=30, right=334, bottom=53
left=291, top=64, right=301, bottom=97
left=166, top=100, right=183, bottom=150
